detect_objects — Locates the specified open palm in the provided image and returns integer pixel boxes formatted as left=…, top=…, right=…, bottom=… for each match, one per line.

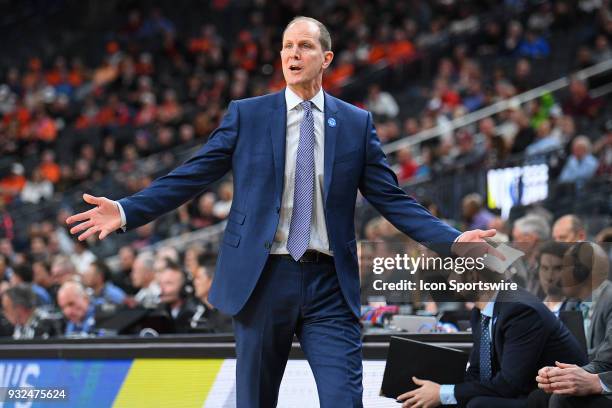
left=66, top=194, right=122, bottom=241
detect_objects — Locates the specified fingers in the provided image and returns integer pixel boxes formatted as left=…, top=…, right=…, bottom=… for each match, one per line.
left=70, top=220, right=94, bottom=235
left=555, top=361, right=576, bottom=369
left=396, top=391, right=410, bottom=402
left=479, top=229, right=497, bottom=238
left=536, top=375, right=550, bottom=384
left=550, top=382, right=576, bottom=394
left=412, top=376, right=424, bottom=386
left=99, top=228, right=111, bottom=240
left=65, top=209, right=95, bottom=225
left=538, top=382, right=553, bottom=393
left=83, top=194, right=103, bottom=206
left=78, top=226, right=100, bottom=241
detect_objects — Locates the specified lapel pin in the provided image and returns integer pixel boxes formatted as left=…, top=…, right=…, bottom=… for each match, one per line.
left=327, top=117, right=337, bottom=127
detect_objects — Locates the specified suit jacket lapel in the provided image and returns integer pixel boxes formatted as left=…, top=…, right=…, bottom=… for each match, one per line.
left=323, top=92, right=339, bottom=205
left=269, top=91, right=287, bottom=206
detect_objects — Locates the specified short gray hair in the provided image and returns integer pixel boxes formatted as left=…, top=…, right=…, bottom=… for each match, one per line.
left=283, top=16, right=332, bottom=51
left=5, top=284, right=36, bottom=310
left=514, top=215, right=550, bottom=240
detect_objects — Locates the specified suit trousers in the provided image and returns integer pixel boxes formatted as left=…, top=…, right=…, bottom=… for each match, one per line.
left=528, top=388, right=612, bottom=408
left=233, top=255, right=363, bottom=408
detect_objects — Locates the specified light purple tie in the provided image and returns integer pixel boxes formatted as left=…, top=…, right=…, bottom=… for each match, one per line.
left=287, top=101, right=315, bottom=261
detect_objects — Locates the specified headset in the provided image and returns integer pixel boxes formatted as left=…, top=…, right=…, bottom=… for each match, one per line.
left=568, top=242, right=593, bottom=284
left=178, top=268, right=195, bottom=300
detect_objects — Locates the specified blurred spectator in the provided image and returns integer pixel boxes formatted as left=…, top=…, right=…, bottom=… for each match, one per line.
left=594, top=120, right=612, bottom=175
left=396, top=148, right=418, bottom=182
left=20, top=167, right=53, bottom=204
left=131, top=252, right=160, bottom=308
left=552, top=214, right=587, bottom=242
left=112, top=246, right=137, bottom=295
left=190, top=262, right=232, bottom=333
left=57, top=281, right=96, bottom=337
left=0, top=200, right=14, bottom=241
left=0, top=163, right=26, bottom=204
left=212, top=181, right=233, bottom=219
left=10, top=264, right=51, bottom=306
left=559, top=136, right=599, bottom=184
left=82, top=260, right=126, bottom=305
left=517, top=30, right=550, bottom=58
left=50, top=255, right=77, bottom=288
left=538, top=241, right=568, bottom=315
left=562, top=78, right=601, bottom=118
left=461, top=193, right=494, bottom=230
left=157, top=261, right=198, bottom=333
left=70, top=240, right=96, bottom=274
left=365, top=84, right=399, bottom=119
left=2, top=284, right=61, bottom=339
left=512, top=214, right=551, bottom=298
left=525, top=119, right=561, bottom=157
left=191, top=193, right=219, bottom=230
left=32, top=260, right=54, bottom=303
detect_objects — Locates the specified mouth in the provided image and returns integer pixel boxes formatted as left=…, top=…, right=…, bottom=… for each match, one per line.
left=289, top=65, right=303, bottom=73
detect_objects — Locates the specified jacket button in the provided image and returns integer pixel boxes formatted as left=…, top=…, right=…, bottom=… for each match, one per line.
left=276, top=206, right=280, bottom=214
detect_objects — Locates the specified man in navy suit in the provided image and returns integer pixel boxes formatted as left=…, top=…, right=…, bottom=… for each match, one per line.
left=66, top=16, right=494, bottom=408
left=397, top=287, right=587, bottom=408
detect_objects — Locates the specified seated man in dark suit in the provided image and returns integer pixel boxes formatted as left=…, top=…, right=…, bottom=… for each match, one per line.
left=397, top=266, right=587, bottom=408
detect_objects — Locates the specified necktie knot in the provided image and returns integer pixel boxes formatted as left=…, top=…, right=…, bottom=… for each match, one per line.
left=300, top=100, right=312, bottom=114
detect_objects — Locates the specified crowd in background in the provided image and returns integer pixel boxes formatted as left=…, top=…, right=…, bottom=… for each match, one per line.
left=0, top=0, right=610, bottom=338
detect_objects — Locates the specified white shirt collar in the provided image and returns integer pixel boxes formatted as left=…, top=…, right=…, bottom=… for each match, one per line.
left=285, top=87, right=325, bottom=112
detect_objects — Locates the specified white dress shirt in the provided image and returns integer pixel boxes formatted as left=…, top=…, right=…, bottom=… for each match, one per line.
left=118, top=87, right=332, bottom=255
left=270, top=87, right=331, bottom=255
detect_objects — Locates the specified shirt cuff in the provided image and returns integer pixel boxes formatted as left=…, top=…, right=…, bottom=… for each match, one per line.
left=115, top=201, right=127, bottom=231
left=454, top=233, right=464, bottom=243
left=600, top=377, right=611, bottom=394
left=439, top=384, right=457, bottom=405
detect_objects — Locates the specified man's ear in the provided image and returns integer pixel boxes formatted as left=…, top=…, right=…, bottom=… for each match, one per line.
left=322, top=51, right=334, bottom=69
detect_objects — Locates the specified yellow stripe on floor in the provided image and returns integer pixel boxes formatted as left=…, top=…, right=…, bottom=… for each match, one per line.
left=113, top=359, right=224, bottom=408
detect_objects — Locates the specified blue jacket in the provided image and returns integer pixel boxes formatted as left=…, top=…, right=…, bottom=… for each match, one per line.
left=118, top=90, right=460, bottom=317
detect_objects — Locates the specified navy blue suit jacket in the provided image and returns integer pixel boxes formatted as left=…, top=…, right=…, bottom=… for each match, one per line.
left=455, top=288, right=588, bottom=406
left=118, top=90, right=460, bottom=317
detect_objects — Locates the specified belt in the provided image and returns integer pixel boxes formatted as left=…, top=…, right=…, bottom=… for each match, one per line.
left=270, top=250, right=334, bottom=264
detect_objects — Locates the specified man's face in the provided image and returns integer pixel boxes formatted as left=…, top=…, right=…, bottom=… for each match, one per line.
left=158, top=269, right=182, bottom=305
left=280, top=20, right=332, bottom=90
left=131, top=258, right=147, bottom=288
left=553, top=219, right=583, bottom=242
left=539, top=254, right=563, bottom=296
left=58, top=290, right=89, bottom=324
left=193, top=266, right=212, bottom=301
left=119, top=248, right=135, bottom=271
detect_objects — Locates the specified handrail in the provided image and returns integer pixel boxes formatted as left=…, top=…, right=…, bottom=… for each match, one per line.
left=383, top=58, right=612, bottom=155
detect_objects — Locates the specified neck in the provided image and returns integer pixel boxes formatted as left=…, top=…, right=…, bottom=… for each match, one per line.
left=288, top=80, right=322, bottom=101
left=475, top=290, right=496, bottom=310
left=544, top=294, right=564, bottom=303
left=577, top=279, right=603, bottom=300
left=171, top=298, right=184, bottom=310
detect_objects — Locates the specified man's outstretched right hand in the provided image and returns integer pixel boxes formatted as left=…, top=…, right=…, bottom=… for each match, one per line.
left=66, top=194, right=122, bottom=241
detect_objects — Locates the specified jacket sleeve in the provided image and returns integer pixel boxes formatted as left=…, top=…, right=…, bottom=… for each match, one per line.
left=357, top=112, right=460, bottom=248
left=118, top=101, right=239, bottom=230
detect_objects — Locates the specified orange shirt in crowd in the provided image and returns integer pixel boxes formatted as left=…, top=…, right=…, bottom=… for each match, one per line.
left=0, top=175, right=26, bottom=204
left=40, top=162, right=61, bottom=184
left=387, top=40, right=415, bottom=65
